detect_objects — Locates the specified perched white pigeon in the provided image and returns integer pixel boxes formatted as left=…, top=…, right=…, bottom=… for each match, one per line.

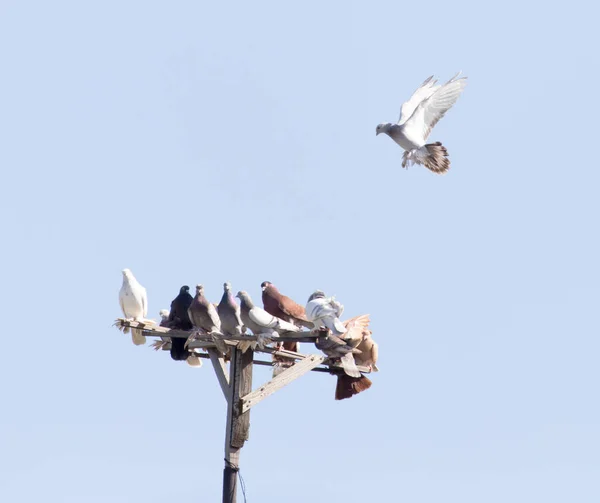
left=305, top=290, right=346, bottom=336
left=376, top=72, right=467, bottom=174
left=118, top=269, right=148, bottom=346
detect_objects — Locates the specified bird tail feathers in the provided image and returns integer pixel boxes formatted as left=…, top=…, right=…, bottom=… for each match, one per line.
left=186, top=355, right=203, bottom=367
left=340, top=352, right=361, bottom=378
left=131, top=329, right=146, bottom=346
left=170, top=338, right=190, bottom=361
left=335, top=374, right=372, bottom=400
left=402, top=142, right=450, bottom=174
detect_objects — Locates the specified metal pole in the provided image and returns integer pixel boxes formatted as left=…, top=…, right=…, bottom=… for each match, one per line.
left=222, top=458, right=238, bottom=503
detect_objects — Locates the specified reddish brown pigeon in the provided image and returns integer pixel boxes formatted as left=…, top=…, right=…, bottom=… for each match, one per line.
left=261, top=281, right=313, bottom=352
left=261, top=281, right=314, bottom=376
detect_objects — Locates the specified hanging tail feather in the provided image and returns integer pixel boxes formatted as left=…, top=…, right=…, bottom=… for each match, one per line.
left=402, top=142, right=450, bottom=174
left=283, top=341, right=298, bottom=353
left=186, top=355, right=202, bottom=367
left=335, top=374, right=372, bottom=400
left=131, top=329, right=146, bottom=346
left=340, top=352, right=361, bottom=378
left=170, top=338, right=190, bottom=361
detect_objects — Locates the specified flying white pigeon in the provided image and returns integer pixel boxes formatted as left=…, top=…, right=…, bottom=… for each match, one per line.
left=376, top=72, right=467, bottom=174
left=305, top=290, right=346, bottom=336
left=118, top=268, right=148, bottom=346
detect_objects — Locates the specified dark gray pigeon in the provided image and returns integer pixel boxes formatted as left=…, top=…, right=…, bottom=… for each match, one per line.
left=315, top=331, right=361, bottom=378
left=168, top=285, right=193, bottom=361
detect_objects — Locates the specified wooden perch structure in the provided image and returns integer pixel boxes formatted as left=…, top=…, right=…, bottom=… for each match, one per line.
left=114, top=318, right=373, bottom=374
left=114, top=318, right=373, bottom=503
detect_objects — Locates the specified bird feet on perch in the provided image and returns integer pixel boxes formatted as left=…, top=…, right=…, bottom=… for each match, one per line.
left=184, top=328, right=209, bottom=349
left=150, top=340, right=169, bottom=351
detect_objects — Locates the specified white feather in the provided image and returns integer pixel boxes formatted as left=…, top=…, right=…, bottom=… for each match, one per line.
left=402, top=75, right=467, bottom=144
left=305, top=296, right=346, bottom=335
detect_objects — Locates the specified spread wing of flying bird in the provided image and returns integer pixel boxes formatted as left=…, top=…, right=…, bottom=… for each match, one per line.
left=398, top=75, right=441, bottom=125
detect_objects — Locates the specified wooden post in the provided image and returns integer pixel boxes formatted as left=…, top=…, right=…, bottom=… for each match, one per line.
left=223, top=346, right=254, bottom=503
left=113, top=318, right=376, bottom=501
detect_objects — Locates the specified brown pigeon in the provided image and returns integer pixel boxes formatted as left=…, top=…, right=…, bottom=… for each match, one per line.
left=261, top=281, right=313, bottom=352
left=334, top=315, right=375, bottom=401
left=261, top=281, right=314, bottom=376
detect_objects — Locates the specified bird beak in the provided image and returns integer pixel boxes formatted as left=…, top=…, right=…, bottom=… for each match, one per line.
left=261, top=286, right=266, bottom=291
left=376, top=130, right=381, bottom=136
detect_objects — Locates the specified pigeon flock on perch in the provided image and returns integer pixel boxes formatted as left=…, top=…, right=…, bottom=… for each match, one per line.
left=117, top=269, right=378, bottom=400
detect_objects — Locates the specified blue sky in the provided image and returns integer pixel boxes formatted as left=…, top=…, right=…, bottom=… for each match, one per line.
left=1, top=0, right=599, bottom=501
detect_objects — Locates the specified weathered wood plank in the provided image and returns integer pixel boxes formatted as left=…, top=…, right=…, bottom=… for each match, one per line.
left=223, top=353, right=240, bottom=503
left=197, top=353, right=369, bottom=373
left=187, top=340, right=238, bottom=350
left=230, top=348, right=254, bottom=449
left=240, top=355, right=326, bottom=413
left=115, top=319, right=320, bottom=342
left=207, top=349, right=230, bottom=401
left=114, top=319, right=191, bottom=337
left=150, top=348, right=371, bottom=374
left=263, top=347, right=372, bottom=373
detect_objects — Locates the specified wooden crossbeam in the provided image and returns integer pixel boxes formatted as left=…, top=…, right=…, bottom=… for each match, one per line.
left=207, top=349, right=230, bottom=401
left=114, top=319, right=320, bottom=342
left=115, top=319, right=371, bottom=373
left=186, top=351, right=369, bottom=375
left=240, top=355, right=326, bottom=413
